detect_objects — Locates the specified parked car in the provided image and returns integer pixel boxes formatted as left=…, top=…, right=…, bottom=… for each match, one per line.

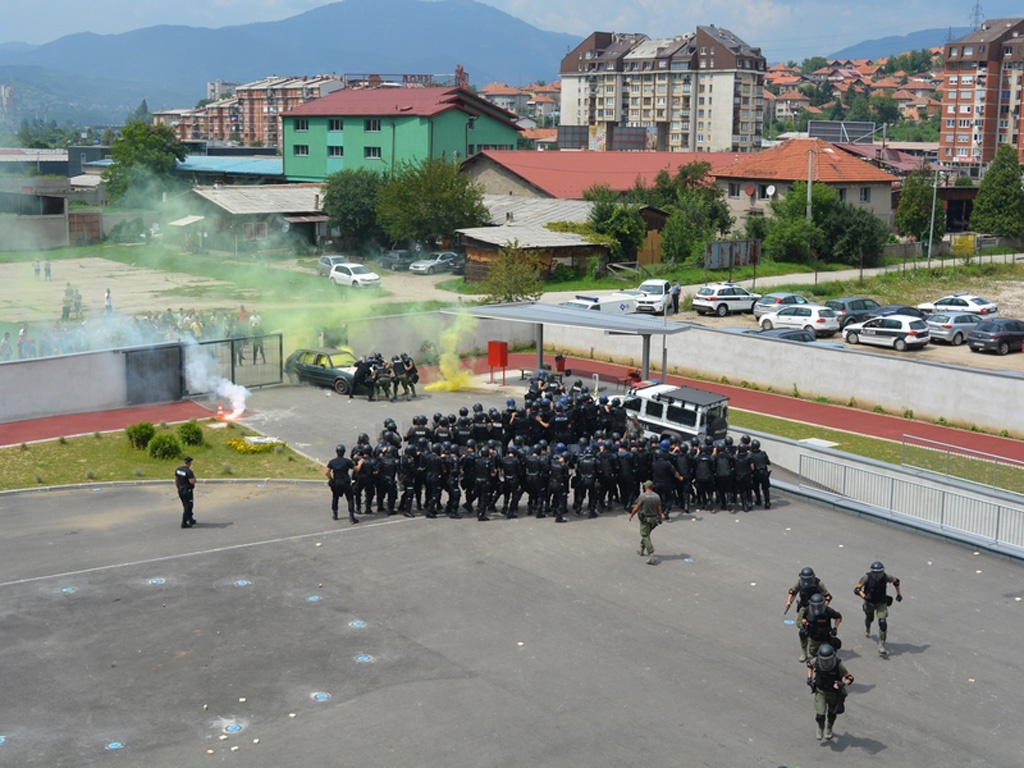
left=329, top=263, right=381, bottom=288
left=635, top=279, right=672, bottom=314
left=967, top=317, right=1024, bottom=355
left=316, top=253, right=353, bottom=277
left=692, top=282, right=761, bottom=317
left=409, top=251, right=461, bottom=275
left=750, top=327, right=847, bottom=349
left=378, top=249, right=418, bottom=271
left=448, top=253, right=467, bottom=275
left=842, top=315, right=931, bottom=351
left=926, top=311, right=984, bottom=345
left=824, top=296, right=882, bottom=329
left=559, top=293, right=638, bottom=315
left=284, top=347, right=364, bottom=395
left=866, top=304, right=927, bottom=321
left=759, top=304, right=840, bottom=336
left=917, top=293, right=998, bottom=316
left=753, top=291, right=811, bottom=319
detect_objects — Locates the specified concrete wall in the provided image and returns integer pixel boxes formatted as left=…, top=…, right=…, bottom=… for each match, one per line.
left=342, top=312, right=536, bottom=358
left=0, top=215, right=69, bottom=251
left=0, top=350, right=127, bottom=423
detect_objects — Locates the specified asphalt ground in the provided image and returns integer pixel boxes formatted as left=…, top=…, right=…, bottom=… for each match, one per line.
left=0, top=383, right=1022, bottom=767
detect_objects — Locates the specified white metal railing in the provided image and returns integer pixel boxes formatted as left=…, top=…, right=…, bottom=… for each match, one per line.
left=798, top=454, right=1024, bottom=556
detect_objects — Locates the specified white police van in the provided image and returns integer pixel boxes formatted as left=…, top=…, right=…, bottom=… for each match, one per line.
left=558, top=293, right=638, bottom=315
left=622, top=382, right=729, bottom=442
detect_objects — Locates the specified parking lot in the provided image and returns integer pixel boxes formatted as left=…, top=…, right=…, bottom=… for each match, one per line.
left=0, top=381, right=1021, bottom=767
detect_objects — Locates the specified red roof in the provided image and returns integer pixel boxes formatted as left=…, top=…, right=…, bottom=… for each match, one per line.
left=284, top=87, right=515, bottom=125
left=464, top=150, right=742, bottom=199
left=714, top=138, right=896, bottom=184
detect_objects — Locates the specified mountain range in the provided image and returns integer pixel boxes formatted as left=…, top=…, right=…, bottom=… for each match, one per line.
left=0, top=2, right=965, bottom=127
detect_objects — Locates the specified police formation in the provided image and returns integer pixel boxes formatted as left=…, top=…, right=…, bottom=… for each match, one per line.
left=786, top=562, right=904, bottom=742
left=324, top=373, right=772, bottom=526
left=349, top=352, right=419, bottom=402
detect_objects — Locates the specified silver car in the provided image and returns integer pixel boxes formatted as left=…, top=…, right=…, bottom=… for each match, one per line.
left=926, top=311, right=984, bottom=345
left=753, top=291, right=811, bottom=319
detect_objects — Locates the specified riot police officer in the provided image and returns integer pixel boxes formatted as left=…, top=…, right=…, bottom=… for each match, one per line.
left=806, top=643, right=853, bottom=741
left=397, top=445, right=418, bottom=517
left=802, top=593, right=843, bottom=661
left=499, top=446, right=523, bottom=518
left=786, top=566, right=832, bottom=662
left=574, top=446, right=600, bottom=517
left=855, top=561, right=903, bottom=656
left=325, top=444, right=357, bottom=523
left=423, top=443, right=444, bottom=518
left=750, top=439, right=772, bottom=508
left=548, top=444, right=571, bottom=523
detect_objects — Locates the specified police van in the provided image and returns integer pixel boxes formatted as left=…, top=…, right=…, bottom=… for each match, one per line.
left=622, top=382, right=729, bottom=442
left=558, top=293, right=638, bottom=315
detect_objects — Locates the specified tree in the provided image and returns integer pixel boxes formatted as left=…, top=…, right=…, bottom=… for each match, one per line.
left=970, top=144, right=1024, bottom=237
left=376, top=157, right=489, bottom=246
left=127, top=99, right=151, bottom=124
left=583, top=184, right=646, bottom=260
left=101, top=120, right=187, bottom=207
left=895, top=169, right=944, bottom=242
left=322, top=168, right=386, bottom=251
left=800, top=56, right=828, bottom=75
left=822, top=203, right=889, bottom=268
left=481, top=241, right=545, bottom=303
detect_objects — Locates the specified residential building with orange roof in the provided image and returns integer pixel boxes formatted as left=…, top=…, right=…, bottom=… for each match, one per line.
left=478, top=83, right=530, bottom=114
left=775, top=90, right=811, bottom=121
left=559, top=27, right=766, bottom=154
left=461, top=149, right=740, bottom=199
left=713, top=137, right=896, bottom=227
left=940, top=18, right=1024, bottom=172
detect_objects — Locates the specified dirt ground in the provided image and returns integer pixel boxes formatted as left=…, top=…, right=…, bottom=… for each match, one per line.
left=3, top=253, right=1024, bottom=373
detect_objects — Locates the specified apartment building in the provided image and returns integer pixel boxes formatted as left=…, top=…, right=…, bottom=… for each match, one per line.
left=940, top=18, right=1024, bottom=174
left=559, top=26, right=766, bottom=153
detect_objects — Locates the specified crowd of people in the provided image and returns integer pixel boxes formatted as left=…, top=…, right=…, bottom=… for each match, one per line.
left=349, top=352, right=419, bottom=402
left=324, top=384, right=772, bottom=527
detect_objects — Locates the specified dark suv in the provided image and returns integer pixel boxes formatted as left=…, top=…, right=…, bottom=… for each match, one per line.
left=378, top=250, right=418, bottom=271
left=824, top=296, right=881, bottom=329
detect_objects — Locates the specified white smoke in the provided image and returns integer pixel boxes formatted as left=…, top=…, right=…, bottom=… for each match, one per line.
left=184, top=340, right=249, bottom=419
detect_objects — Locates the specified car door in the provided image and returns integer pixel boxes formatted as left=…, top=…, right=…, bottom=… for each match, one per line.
left=858, top=317, right=884, bottom=345
left=773, top=306, right=798, bottom=329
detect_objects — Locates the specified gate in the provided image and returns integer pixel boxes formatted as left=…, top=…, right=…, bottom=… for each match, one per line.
left=124, top=344, right=184, bottom=405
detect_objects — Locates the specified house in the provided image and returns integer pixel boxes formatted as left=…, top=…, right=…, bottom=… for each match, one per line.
left=455, top=223, right=608, bottom=282
left=281, top=87, right=521, bottom=181
left=461, top=149, right=739, bottom=199
left=775, top=90, right=811, bottom=121
left=713, top=137, right=896, bottom=228
left=479, top=83, right=531, bottom=114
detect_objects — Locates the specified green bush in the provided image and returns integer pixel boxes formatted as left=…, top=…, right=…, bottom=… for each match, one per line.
left=178, top=420, right=205, bottom=447
left=148, top=433, right=182, bottom=460
left=126, top=421, right=156, bottom=449
left=549, top=264, right=576, bottom=283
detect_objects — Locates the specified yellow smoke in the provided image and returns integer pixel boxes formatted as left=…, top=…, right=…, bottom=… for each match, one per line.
left=424, top=311, right=478, bottom=392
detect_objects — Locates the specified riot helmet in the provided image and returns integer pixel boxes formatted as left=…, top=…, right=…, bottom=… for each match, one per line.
left=816, top=643, right=837, bottom=671
left=808, top=592, right=826, bottom=618
left=335, top=444, right=346, bottom=457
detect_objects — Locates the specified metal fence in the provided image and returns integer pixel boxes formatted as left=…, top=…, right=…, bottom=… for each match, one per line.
left=901, top=434, right=1024, bottom=498
left=183, top=334, right=284, bottom=397
left=798, top=453, right=1024, bottom=558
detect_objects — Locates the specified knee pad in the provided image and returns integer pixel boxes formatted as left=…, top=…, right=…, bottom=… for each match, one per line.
left=816, top=714, right=826, bottom=726
left=879, top=618, right=887, bottom=632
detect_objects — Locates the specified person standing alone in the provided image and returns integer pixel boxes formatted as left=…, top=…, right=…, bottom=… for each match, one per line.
left=629, top=480, right=664, bottom=565
left=104, top=288, right=112, bottom=315
left=175, top=457, right=197, bottom=528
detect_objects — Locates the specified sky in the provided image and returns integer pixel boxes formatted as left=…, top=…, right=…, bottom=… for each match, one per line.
left=2, top=0, right=1015, bottom=62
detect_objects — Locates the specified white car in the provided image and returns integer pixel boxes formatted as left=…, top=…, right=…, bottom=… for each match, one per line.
left=693, top=282, right=761, bottom=317
left=635, top=279, right=671, bottom=314
left=842, top=315, right=931, bottom=351
left=558, top=293, right=638, bottom=315
left=329, top=263, right=381, bottom=288
left=917, top=293, right=998, bottom=316
left=759, top=305, right=840, bottom=337
left=409, top=251, right=460, bottom=275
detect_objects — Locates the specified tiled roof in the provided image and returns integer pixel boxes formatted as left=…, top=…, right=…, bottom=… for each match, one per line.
left=713, top=138, right=896, bottom=183
left=464, top=150, right=741, bottom=199
left=770, top=75, right=804, bottom=85
left=520, top=128, right=558, bottom=141
left=284, top=87, right=515, bottom=126
left=778, top=90, right=810, bottom=101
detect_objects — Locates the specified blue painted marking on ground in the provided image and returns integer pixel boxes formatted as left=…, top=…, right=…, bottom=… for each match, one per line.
left=349, top=620, right=366, bottom=628
left=683, top=557, right=695, bottom=563
left=307, top=595, right=320, bottom=602
left=355, top=654, right=373, bottom=663
left=149, top=577, right=165, bottom=585
left=313, top=692, right=331, bottom=701
left=105, top=741, right=123, bottom=750
left=225, top=724, right=242, bottom=733
left=783, top=618, right=796, bottom=625
left=61, top=587, right=75, bottom=594
left=235, top=580, right=251, bottom=587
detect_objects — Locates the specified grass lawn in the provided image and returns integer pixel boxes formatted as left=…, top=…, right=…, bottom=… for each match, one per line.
left=0, top=419, right=324, bottom=492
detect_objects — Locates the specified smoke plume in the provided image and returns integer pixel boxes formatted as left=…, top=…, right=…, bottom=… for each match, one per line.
left=424, top=311, right=477, bottom=392
left=184, top=340, right=249, bottom=418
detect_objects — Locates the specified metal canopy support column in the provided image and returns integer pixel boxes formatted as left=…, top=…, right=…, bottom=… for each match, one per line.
left=536, top=322, right=544, bottom=373
left=640, top=334, right=651, bottom=380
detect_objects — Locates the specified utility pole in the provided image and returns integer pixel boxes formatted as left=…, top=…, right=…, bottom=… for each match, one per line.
left=808, top=149, right=817, bottom=285
left=927, top=167, right=939, bottom=268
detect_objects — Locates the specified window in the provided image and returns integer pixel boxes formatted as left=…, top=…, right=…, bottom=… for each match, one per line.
left=293, top=144, right=309, bottom=156
left=758, top=184, right=771, bottom=200
left=837, top=188, right=847, bottom=202
left=963, top=46, right=973, bottom=56
left=948, top=76, right=958, bottom=85
left=328, top=146, right=344, bottom=157
left=960, top=104, right=972, bottom=113
left=294, top=118, right=309, bottom=132
left=959, top=119, right=971, bottom=128
left=859, top=187, right=871, bottom=203
left=365, top=119, right=381, bottom=132
left=728, top=182, right=740, bottom=198
left=960, top=90, right=971, bottom=99
left=364, top=146, right=382, bottom=159
left=945, top=119, right=955, bottom=127
left=329, top=118, right=344, bottom=131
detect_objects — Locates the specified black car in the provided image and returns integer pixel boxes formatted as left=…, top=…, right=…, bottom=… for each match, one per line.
left=967, top=318, right=1024, bottom=355
left=824, top=296, right=881, bottom=329
left=866, top=304, right=927, bottom=321
left=284, top=347, right=367, bottom=394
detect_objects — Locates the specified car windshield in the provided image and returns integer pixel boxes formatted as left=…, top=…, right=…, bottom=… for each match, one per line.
left=641, top=284, right=666, bottom=295
left=909, top=320, right=927, bottom=330
left=350, top=266, right=371, bottom=275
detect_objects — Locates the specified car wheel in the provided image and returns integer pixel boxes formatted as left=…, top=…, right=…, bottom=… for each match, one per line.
left=803, top=325, right=815, bottom=333
left=427, top=266, right=436, bottom=275
left=716, top=304, right=729, bottom=317
left=847, top=332, right=859, bottom=344
left=761, top=319, right=773, bottom=330
left=997, top=341, right=1010, bottom=356
left=970, top=346, right=980, bottom=353
left=333, top=378, right=350, bottom=395
left=894, top=339, right=907, bottom=352
left=951, top=332, right=964, bottom=346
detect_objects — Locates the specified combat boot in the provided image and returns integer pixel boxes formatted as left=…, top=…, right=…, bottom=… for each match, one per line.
left=878, top=641, right=888, bottom=656
left=864, top=622, right=871, bottom=639
left=816, top=723, right=824, bottom=740
left=824, top=722, right=834, bottom=740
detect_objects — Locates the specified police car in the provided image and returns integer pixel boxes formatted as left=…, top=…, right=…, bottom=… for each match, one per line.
left=693, top=282, right=762, bottom=317
left=558, top=293, right=638, bottom=315
left=621, top=382, right=729, bottom=442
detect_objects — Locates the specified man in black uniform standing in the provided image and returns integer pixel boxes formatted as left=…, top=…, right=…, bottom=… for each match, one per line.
left=351, top=356, right=374, bottom=401
left=175, top=456, right=197, bottom=528
left=325, top=444, right=358, bottom=523
left=750, top=439, right=772, bottom=508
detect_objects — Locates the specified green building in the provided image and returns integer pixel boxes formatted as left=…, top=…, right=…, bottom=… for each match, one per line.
left=282, top=87, right=521, bottom=181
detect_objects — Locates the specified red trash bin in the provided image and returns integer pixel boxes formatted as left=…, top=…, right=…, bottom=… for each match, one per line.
left=554, top=352, right=567, bottom=373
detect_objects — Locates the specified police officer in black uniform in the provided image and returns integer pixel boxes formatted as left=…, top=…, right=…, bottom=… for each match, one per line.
left=548, top=444, right=571, bottom=523
left=786, top=566, right=832, bottom=662
left=442, top=443, right=463, bottom=519
left=802, top=592, right=843, bottom=661
left=351, top=356, right=374, bottom=400
left=574, top=446, right=600, bottom=517
left=499, top=446, right=523, bottom=518
left=397, top=445, right=418, bottom=517
left=325, top=444, right=358, bottom=523
left=750, top=439, right=772, bottom=508
left=175, top=456, right=197, bottom=528
left=422, top=443, right=444, bottom=518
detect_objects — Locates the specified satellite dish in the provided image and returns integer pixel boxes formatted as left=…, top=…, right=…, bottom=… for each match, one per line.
left=281, top=221, right=290, bottom=232
left=766, top=185, right=777, bottom=197
left=745, top=184, right=755, bottom=196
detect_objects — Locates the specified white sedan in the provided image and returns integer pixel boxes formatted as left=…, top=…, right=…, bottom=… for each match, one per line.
left=758, top=305, right=840, bottom=337
left=917, top=293, right=998, bottom=316
left=329, top=263, right=381, bottom=288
